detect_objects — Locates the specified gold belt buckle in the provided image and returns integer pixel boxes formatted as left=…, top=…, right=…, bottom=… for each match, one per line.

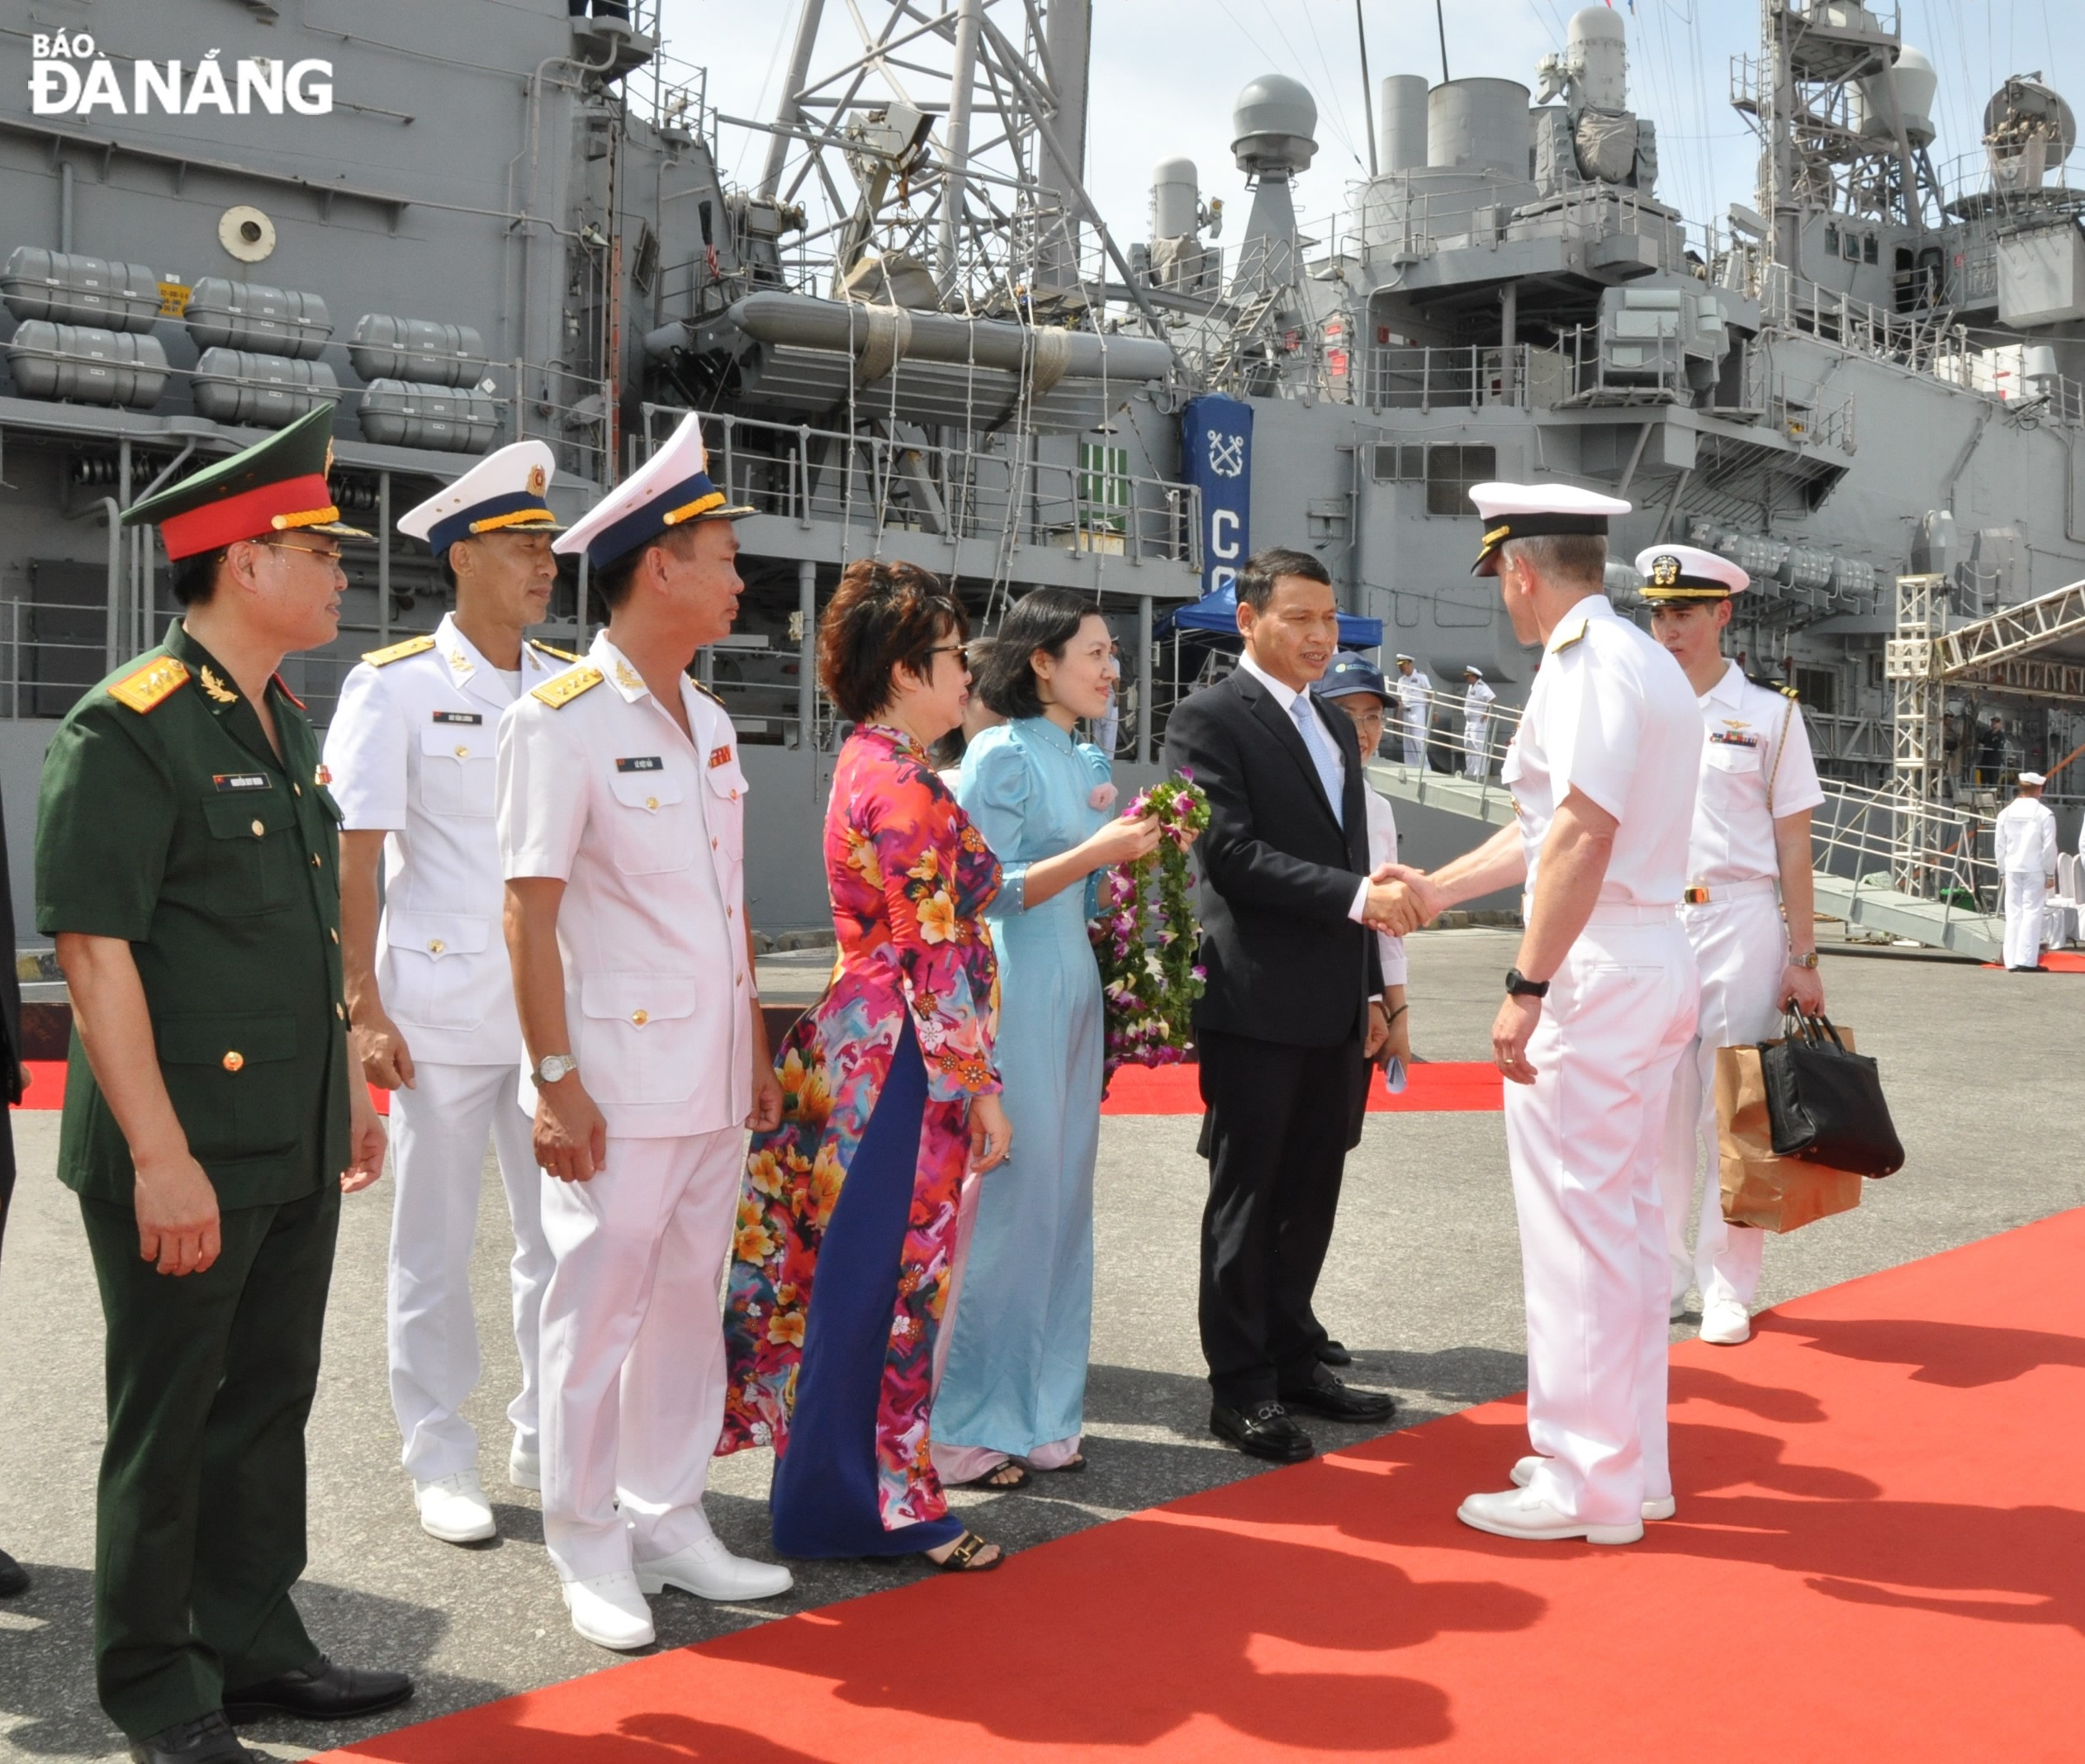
left=1683, top=885, right=1711, bottom=905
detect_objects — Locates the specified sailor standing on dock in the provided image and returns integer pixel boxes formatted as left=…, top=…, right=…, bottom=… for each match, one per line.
left=322, top=443, right=576, bottom=1548
left=1993, top=771, right=2059, bottom=972
left=1367, top=483, right=1699, bottom=1544
left=1637, top=544, right=1825, bottom=1348
left=1462, top=666, right=1496, bottom=780
left=1392, top=654, right=1433, bottom=770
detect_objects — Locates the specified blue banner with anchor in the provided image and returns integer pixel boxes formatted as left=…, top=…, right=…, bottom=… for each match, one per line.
left=1182, top=392, right=1252, bottom=600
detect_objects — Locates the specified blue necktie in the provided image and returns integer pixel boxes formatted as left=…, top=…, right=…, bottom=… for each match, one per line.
left=1291, top=696, right=1343, bottom=827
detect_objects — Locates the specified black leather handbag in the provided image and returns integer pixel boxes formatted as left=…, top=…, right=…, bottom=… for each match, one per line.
left=1761, top=1012, right=1905, bottom=1178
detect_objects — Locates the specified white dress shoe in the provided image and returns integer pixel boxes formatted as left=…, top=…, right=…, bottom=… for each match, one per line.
left=1699, top=1298, right=1753, bottom=1345
left=414, top=1470, right=495, bottom=1544
left=1511, top=1454, right=1674, bottom=1521
left=1670, top=1290, right=1690, bottom=1322
left=636, top=1531, right=794, bottom=1602
left=508, top=1439, right=541, bottom=1492
left=1458, top=1486, right=1642, bottom=1545
left=562, top=1572, right=655, bottom=1650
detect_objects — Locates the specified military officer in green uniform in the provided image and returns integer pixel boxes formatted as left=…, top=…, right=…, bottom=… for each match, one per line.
left=35, top=405, right=410, bottom=1764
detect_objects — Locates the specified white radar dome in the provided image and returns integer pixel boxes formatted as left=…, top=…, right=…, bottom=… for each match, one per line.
left=1232, top=74, right=1319, bottom=177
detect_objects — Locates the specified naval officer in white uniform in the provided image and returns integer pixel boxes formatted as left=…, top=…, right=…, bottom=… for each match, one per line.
left=1368, top=483, right=1700, bottom=1544
left=1461, top=666, right=1496, bottom=779
left=499, top=412, right=791, bottom=1650
left=1639, top=544, right=1826, bottom=1348
left=1392, top=653, right=1433, bottom=769
left=1994, top=771, right=2059, bottom=970
left=324, top=443, right=576, bottom=1544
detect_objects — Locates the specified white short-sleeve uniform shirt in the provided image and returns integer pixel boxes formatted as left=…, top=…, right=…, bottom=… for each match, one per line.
left=322, top=614, right=571, bottom=1065
left=1504, top=595, right=1700, bottom=907
left=496, top=631, right=752, bottom=1138
left=1686, top=660, right=1824, bottom=886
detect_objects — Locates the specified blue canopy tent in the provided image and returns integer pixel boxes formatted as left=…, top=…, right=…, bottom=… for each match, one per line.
left=1156, top=584, right=1383, bottom=651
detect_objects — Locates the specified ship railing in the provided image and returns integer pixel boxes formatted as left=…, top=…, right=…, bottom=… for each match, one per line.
left=1931, top=149, right=2085, bottom=217
left=1362, top=344, right=1547, bottom=412
left=631, top=405, right=1202, bottom=571
left=1811, top=771, right=2005, bottom=920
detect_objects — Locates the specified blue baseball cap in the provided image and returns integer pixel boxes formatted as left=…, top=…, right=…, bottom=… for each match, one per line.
left=1315, top=652, right=1389, bottom=702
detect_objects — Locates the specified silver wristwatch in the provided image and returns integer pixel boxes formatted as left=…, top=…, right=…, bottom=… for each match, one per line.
left=534, top=1053, right=578, bottom=1085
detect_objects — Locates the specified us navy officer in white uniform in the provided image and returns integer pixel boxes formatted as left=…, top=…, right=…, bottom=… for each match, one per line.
left=325, top=443, right=576, bottom=1545
left=1994, top=771, right=2059, bottom=971
left=1370, top=483, right=1700, bottom=1544
left=1461, top=666, right=1496, bottom=779
left=1392, top=653, right=1433, bottom=769
left=499, top=413, right=791, bottom=1650
left=1639, top=544, right=1826, bottom=1348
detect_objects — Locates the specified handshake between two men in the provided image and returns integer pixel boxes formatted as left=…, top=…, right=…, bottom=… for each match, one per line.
left=1362, top=865, right=1442, bottom=939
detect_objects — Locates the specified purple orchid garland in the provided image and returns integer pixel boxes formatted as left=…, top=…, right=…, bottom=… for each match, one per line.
left=1088, top=771, right=1211, bottom=1081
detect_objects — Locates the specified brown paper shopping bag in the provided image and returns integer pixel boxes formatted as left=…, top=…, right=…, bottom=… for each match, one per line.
left=1714, top=1036, right=1865, bottom=1233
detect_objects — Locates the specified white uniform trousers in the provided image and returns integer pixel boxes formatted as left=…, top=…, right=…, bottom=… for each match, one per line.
left=1660, top=889, right=1785, bottom=1311
left=1462, top=719, right=1490, bottom=779
left=1401, top=719, right=1429, bottom=770
left=2003, top=871, right=2049, bottom=969
left=387, top=1062, right=549, bottom=1482
left=538, top=1126, right=742, bottom=1584
left=1505, top=913, right=1698, bottom=1528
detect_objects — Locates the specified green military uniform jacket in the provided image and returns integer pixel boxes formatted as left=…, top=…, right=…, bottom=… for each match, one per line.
left=36, top=622, right=353, bottom=1209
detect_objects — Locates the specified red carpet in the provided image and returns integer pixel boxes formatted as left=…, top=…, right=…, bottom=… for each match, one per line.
left=1983, top=951, right=2085, bottom=972
left=316, top=1208, right=2085, bottom=1762
left=1104, top=1060, right=1501, bottom=1115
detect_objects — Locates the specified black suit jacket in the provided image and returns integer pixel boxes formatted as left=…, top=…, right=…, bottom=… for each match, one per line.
left=1163, top=665, right=1381, bottom=1048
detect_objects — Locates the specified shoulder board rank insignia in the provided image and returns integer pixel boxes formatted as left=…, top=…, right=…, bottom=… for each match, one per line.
left=1780, top=685, right=1799, bottom=700
left=529, top=638, right=581, bottom=663
left=532, top=666, right=604, bottom=709
left=693, top=680, right=727, bottom=709
left=1552, top=618, right=1591, bottom=653
left=107, top=655, right=190, bottom=714
left=363, top=635, right=437, bottom=667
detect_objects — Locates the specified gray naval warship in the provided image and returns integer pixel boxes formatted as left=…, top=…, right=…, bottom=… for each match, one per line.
left=2, top=0, right=2082, bottom=951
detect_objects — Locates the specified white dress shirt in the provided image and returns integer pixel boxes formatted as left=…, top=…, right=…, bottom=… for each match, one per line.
left=496, top=632, right=752, bottom=1137
left=323, top=614, right=569, bottom=1065
left=1685, top=659, right=1824, bottom=886
left=1503, top=595, right=1699, bottom=908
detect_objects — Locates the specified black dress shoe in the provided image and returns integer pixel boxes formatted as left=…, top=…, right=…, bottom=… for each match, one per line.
left=1279, top=1367, right=1396, bottom=1422
left=0, top=1548, right=27, bottom=1597
left=1315, top=1339, right=1353, bottom=1368
left=224, top=1655, right=413, bottom=1724
left=1210, top=1399, right=1315, bottom=1463
left=129, top=1711, right=254, bottom=1762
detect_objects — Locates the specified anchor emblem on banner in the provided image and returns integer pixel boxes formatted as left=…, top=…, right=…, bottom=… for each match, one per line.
left=1207, top=432, right=1246, bottom=478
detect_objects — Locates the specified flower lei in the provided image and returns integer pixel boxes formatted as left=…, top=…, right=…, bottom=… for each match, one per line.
left=1089, top=773, right=1211, bottom=1079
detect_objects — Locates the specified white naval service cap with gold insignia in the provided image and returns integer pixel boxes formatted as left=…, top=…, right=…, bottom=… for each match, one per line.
left=554, top=411, right=754, bottom=571
left=1467, top=481, right=1632, bottom=576
left=398, top=439, right=566, bottom=557
left=1634, top=542, right=1750, bottom=602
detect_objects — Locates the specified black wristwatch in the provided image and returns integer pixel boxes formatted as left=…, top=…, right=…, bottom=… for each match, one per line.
left=1505, top=968, right=1550, bottom=998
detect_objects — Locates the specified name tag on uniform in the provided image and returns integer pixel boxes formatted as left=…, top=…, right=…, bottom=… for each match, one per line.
left=1709, top=731, right=1760, bottom=747
left=212, top=772, right=272, bottom=792
left=616, top=756, right=664, bottom=773
left=432, top=710, right=483, bottom=726
left=708, top=745, right=733, bottom=770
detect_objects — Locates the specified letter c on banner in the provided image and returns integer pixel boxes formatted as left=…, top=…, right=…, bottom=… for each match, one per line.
left=1211, top=508, right=1241, bottom=560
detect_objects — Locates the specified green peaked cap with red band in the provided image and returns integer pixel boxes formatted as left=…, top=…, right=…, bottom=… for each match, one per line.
left=122, top=403, right=372, bottom=560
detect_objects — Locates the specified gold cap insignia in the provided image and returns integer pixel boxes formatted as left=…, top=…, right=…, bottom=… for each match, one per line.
left=1651, top=554, right=1681, bottom=588
left=527, top=464, right=547, bottom=496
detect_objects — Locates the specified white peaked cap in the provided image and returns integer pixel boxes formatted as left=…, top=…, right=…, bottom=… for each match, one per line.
left=1634, top=543, right=1750, bottom=600
left=396, top=440, right=563, bottom=552
left=553, top=411, right=752, bottom=569
left=1467, top=481, right=1632, bottom=574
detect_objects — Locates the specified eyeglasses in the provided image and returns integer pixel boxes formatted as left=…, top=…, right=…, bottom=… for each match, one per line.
left=926, top=643, right=969, bottom=670
left=258, top=538, right=347, bottom=568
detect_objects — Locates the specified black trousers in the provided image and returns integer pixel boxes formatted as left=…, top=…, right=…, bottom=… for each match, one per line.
left=81, top=1182, right=339, bottom=1740
left=1196, top=1027, right=1366, bottom=1406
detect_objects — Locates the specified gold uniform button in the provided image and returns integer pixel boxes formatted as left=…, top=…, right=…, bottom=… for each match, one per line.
left=428, top=938, right=446, bottom=954
left=455, top=745, right=470, bottom=758
left=646, top=796, right=659, bottom=811
left=335, top=1002, right=346, bottom=1020
left=329, top=927, right=339, bottom=944
left=222, top=1050, right=245, bottom=1073
left=632, top=1008, right=650, bottom=1026
left=250, top=819, right=265, bottom=837
left=310, top=854, right=323, bottom=868
left=293, top=783, right=303, bottom=796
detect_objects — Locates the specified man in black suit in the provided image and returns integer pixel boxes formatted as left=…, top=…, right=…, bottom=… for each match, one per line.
left=1, top=794, right=29, bottom=1597
left=1164, top=549, right=1400, bottom=1463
